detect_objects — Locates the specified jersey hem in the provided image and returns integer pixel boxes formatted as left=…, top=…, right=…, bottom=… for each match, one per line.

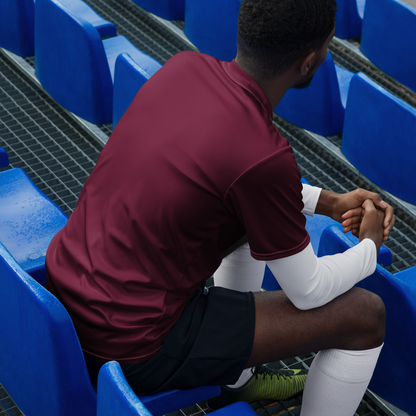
left=250, top=235, right=310, bottom=261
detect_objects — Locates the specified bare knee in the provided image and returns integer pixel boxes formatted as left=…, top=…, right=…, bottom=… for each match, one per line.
left=346, top=287, right=385, bottom=349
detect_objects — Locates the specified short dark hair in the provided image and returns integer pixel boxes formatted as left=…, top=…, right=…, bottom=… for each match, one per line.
left=237, top=0, right=337, bottom=79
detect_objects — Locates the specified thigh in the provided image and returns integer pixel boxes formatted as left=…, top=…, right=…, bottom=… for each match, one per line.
left=247, top=287, right=385, bottom=368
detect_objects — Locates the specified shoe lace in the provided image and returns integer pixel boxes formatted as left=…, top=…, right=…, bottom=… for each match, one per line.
left=253, top=365, right=292, bottom=380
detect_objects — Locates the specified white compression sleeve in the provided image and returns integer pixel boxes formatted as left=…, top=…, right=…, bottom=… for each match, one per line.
left=266, top=240, right=377, bottom=310
left=213, top=183, right=319, bottom=293
left=213, top=242, right=265, bottom=293
left=301, top=345, right=383, bottom=416
left=301, top=183, right=322, bottom=216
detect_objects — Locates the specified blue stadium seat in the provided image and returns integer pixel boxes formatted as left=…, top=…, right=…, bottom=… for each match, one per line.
left=35, top=0, right=155, bottom=124
left=0, top=150, right=68, bottom=286
left=113, top=52, right=162, bottom=127
left=360, top=0, right=416, bottom=93
left=130, top=0, right=185, bottom=20
left=0, top=241, right=97, bottom=416
left=341, top=72, right=416, bottom=205
left=0, top=242, right=221, bottom=416
left=262, top=177, right=391, bottom=291
left=97, top=361, right=251, bottom=416
left=0, top=0, right=35, bottom=57
left=318, top=224, right=416, bottom=415
left=335, top=0, right=366, bottom=39
left=184, top=0, right=242, bottom=62
left=275, top=52, right=354, bottom=136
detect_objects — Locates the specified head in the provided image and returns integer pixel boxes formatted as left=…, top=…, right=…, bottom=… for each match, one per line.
left=237, top=0, right=337, bottom=81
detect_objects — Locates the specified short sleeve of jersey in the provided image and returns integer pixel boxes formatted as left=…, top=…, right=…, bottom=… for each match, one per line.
left=224, top=146, right=310, bottom=261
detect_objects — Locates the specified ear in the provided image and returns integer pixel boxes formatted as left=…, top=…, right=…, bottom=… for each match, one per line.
left=300, top=52, right=316, bottom=76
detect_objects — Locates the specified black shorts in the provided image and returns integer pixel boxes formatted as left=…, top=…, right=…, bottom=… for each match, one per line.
left=120, top=285, right=256, bottom=395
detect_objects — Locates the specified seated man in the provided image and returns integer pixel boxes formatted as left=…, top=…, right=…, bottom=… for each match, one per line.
left=45, top=0, right=395, bottom=414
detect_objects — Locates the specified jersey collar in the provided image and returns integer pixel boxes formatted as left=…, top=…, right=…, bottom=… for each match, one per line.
left=222, top=59, right=273, bottom=117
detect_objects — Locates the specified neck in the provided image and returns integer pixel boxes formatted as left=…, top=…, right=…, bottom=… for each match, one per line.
left=234, top=56, right=293, bottom=109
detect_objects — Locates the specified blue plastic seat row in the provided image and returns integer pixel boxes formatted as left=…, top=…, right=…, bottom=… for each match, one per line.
left=0, top=0, right=162, bottom=124
left=337, top=0, right=416, bottom=93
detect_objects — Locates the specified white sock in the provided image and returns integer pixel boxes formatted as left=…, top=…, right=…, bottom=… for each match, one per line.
left=300, top=344, right=383, bottom=416
left=227, top=367, right=254, bottom=389
left=214, top=243, right=264, bottom=388
left=214, top=243, right=266, bottom=292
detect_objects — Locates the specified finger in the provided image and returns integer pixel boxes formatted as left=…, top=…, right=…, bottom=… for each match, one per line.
left=382, top=204, right=395, bottom=229
left=343, top=224, right=360, bottom=234
left=342, top=207, right=363, bottom=220
left=362, top=199, right=377, bottom=210
left=358, top=189, right=387, bottom=211
left=341, top=215, right=362, bottom=228
left=370, top=196, right=389, bottom=212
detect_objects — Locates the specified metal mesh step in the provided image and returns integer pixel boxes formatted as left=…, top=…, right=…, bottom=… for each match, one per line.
left=0, top=52, right=103, bottom=217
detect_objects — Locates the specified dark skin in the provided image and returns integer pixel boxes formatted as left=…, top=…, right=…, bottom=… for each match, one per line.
left=234, top=28, right=394, bottom=367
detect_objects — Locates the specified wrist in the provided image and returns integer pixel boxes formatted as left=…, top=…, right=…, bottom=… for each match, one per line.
left=315, top=189, right=339, bottom=218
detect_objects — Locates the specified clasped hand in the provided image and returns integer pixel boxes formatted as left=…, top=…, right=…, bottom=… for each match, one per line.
left=317, top=188, right=395, bottom=254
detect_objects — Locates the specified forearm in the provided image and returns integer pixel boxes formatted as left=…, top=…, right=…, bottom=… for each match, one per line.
left=266, top=240, right=377, bottom=310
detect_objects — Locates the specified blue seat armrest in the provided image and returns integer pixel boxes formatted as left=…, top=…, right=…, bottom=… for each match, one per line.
left=113, top=52, right=162, bottom=126
left=104, top=36, right=162, bottom=83
left=335, top=64, right=354, bottom=109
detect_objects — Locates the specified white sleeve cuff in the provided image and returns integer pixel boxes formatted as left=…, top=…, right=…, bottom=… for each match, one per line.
left=301, top=184, right=322, bottom=216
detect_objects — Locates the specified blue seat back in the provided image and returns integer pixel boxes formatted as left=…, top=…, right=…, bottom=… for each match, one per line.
left=97, top=361, right=250, bottom=416
left=335, top=0, right=365, bottom=39
left=275, top=52, right=353, bottom=136
left=341, top=73, right=416, bottom=205
left=131, top=0, right=185, bottom=20
left=318, top=224, right=416, bottom=415
left=35, top=0, right=114, bottom=124
left=113, top=52, right=162, bottom=127
left=184, top=0, right=242, bottom=62
left=0, top=242, right=97, bottom=416
left=361, top=0, right=416, bottom=93
left=0, top=0, right=35, bottom=56
left=0, top=168, right=68, bottom=286
left=57, top=0, right=117, bottom=38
